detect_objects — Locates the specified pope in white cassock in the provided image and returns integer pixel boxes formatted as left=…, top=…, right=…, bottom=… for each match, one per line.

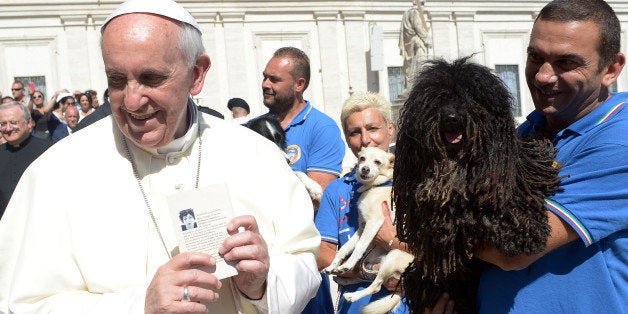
left=0, top=0, right=322, bottom=313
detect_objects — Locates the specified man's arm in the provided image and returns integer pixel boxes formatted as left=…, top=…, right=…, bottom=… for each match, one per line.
left=476, top=210, right=579, bottom=271
left=317, top=241, right=337, bottom=270
left=303, top=121, right=345, bottom=193
left=307, top=171, right=337, bottom=193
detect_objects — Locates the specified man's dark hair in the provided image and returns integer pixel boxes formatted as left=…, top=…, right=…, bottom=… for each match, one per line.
left=273, top=47, right=311, bottom=90
left=536, top=0, right=620, bottom=71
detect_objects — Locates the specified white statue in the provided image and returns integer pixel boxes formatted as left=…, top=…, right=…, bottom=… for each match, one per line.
left=399, top=0, right=430, bottom=98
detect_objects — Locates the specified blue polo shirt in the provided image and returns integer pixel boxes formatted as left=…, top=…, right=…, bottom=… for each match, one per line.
left=477, top=92, right=628, bottom=313
left=315, top=169, right=409, bottom=314
left=283, top=101, right=345, bottom=176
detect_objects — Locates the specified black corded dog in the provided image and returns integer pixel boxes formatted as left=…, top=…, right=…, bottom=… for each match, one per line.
left=393, top=57, right=562, bottom=313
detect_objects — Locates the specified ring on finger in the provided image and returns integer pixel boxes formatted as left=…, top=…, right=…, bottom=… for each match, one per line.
left=182, top=286, right=190, bottom=302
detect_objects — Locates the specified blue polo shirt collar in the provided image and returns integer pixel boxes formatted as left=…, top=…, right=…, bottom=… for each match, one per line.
left=285, top=101, right=313, bottom=131
left=524, top=92, right=627, bottom=139
left=566, top=92, right=626, bottom=136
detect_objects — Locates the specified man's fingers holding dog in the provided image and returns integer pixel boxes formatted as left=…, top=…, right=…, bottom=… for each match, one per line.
left=424, top=293, right=455, bottom=314
left=374, top=201, right=397, bottom=250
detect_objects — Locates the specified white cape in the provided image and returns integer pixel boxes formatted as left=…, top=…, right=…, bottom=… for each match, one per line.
left=0, top=111, right=321, bottom=313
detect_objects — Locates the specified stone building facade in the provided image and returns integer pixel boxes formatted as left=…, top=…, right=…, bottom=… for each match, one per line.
left=0, top=0, right=626, bottom=124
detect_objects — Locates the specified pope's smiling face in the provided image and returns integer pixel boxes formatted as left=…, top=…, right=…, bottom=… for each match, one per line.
left=101, top=13, right=209, bottom=149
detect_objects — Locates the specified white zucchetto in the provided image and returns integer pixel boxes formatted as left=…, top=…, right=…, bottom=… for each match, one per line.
left=101, top=0, right=200, bottom=32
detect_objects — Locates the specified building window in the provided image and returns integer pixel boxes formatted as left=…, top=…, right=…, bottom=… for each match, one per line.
left=387, top=66, right=403, bottom=102
left=495, top=65, right=521, bottom=117
left=15, top=76, right=46, bottom=98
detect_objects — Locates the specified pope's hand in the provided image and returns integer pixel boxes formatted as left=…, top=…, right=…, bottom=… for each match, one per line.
left=219, top=215, right=270, bottom=300
left=145, top=251, right=222, bottom=313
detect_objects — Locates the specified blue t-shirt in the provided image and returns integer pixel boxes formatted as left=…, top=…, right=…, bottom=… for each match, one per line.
left=315, top=169, right=409, bottom=314
left=477, top=92, right=628, bottom=313
left=284, top=101, right=345, bottom=176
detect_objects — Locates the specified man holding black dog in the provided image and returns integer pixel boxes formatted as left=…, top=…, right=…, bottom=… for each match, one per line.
left=477, top=0, right=627, bottom=312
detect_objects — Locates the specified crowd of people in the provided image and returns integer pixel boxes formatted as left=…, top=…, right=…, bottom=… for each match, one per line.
left=0, top=83, right=110, bottom=145
left=0, top=0, right=625, bottom=313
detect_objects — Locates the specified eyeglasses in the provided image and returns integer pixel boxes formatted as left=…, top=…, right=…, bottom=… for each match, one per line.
left=34, top=95, right=43, bottom=99
left=0, top=120, right=24, bottom=128
left=11, top=88, right=23, bottom=91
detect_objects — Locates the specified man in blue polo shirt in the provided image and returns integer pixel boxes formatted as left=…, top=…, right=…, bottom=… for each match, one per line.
left=262, top=47, right=345, bottom=192
left=476, top=0, right=627, bottom=312
left=262, top=47, right=345, bottom=313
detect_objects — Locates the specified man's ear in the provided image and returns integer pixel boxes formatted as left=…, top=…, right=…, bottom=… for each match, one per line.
left=189, top=54, right=211, bottom=96
left=294, top=77, right=306, bottom=93
left=602, top=52, right=625, bottom=88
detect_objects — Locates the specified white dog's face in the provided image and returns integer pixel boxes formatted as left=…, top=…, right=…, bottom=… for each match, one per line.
left=356, top=147, right=394, bottom=185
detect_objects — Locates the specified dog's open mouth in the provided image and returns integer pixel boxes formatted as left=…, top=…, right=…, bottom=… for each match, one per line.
left=440, top=110, right=465, bottom=145
left=445, top=131, right=463, bottom=144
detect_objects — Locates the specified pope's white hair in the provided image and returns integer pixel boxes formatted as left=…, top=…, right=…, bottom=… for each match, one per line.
left=179, top=22, right=205, bottom=68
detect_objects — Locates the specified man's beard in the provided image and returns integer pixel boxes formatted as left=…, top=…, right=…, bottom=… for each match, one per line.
left=263, top=89, right=295, bottom=116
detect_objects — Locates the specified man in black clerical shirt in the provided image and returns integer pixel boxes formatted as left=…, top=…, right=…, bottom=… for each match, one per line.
left=0, top=101, right=51, bottom=218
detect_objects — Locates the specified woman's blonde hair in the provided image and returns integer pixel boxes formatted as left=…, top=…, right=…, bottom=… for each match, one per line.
left=340, top=92, right=392, bottom=134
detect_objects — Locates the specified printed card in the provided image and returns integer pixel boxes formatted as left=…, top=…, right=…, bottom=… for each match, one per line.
left=167, top=183, right=238, bottom=280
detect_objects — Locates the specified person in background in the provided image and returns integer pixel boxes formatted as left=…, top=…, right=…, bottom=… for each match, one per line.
left=77, top=93, right=94, bottom=121
left=476, top=0, right=627, bottom=312
left=51, top=105, right=79, bottom=142
left=261, top=46, right=345, bottom=313
left=0, top=101, right=51, bottom=218
left=227, top=97, right=250, bottom=124
left=85, top=89, right=100, bottom=110
left=28, top=90, right=64, bottom=141
left=261, top=46, right=345, bottom=194
left=74, top=88, right=113, bottom=131
left=10, top=82, right=28, bottom=107
left=1, top=97, right=13, bottom=104
left=52, top=91, right=75, bottom=124
left=0, top=0, right=321, bottom=312
left=102, top=88, right=109, bottom=105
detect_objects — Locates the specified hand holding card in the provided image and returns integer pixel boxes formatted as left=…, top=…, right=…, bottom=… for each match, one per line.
left=167, top=183, right=238, bottom=280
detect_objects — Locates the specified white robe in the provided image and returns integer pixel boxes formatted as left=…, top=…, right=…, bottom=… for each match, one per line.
left=0, top=108, right=321, bottom=313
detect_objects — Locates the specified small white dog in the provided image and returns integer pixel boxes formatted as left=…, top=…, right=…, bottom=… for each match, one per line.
left=323, top=147, right=414, bottom=314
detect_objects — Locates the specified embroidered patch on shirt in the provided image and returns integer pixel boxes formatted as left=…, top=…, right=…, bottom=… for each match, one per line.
left=286, top=144, right=301, bottom=165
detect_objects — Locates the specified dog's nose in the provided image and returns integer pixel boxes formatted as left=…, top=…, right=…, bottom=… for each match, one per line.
left=443, top=112, right=461, bottom=124
left=361, top=166, right=370, bottom=175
